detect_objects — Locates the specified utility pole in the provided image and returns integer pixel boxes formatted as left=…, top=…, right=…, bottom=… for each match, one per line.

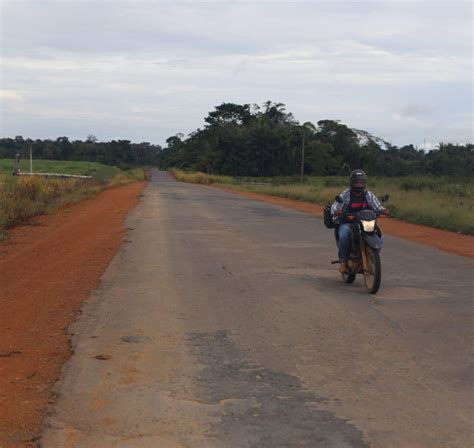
left=29, top=143, right=33, bottom=173
left=14, top=153, right=21, bottom=175
left=300, top=132, right=305, bottom=183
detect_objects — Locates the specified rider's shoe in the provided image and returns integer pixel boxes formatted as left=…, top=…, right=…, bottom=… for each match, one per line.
left=339, top=260, right=347, bottom=274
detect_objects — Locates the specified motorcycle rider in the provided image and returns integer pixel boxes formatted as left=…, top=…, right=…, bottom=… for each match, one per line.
left=331, top=170, right=389, bottom=274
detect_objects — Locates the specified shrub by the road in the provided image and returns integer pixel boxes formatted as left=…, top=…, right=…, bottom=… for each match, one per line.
left=0, top=164, right=147, bottom=238
left=170, top=168, right=234, bottom=185
left=0, top=176, right=100, bottom=231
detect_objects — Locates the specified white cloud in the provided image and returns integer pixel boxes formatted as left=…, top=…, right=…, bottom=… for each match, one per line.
left=0, top=1, right=472, bottom=145
left=0, top=90, right=23, bottom=101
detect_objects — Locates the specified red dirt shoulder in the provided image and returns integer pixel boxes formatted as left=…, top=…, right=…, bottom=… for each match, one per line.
left=0, top=181, right=146, bottom=447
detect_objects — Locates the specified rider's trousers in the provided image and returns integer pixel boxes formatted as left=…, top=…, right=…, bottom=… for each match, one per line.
left=338, top=223, right=353, bottom=262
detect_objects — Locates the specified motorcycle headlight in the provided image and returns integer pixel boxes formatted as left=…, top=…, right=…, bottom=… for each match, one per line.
left=361, top=220, right=376, bottom=232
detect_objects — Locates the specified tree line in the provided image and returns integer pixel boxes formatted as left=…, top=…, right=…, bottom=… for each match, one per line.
left=1, top=101, right=472, bottom=176
left=0, top=135, right=161, bottom=170
left=158, top=101, right=473, bottom=177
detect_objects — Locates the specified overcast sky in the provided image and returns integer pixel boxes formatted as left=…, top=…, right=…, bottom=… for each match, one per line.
left=0, top=0, right=472, bottom=148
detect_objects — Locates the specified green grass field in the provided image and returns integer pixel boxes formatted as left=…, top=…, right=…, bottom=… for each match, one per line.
left=170, top=170, right=474, bottom=235
left=0, top=159, right=122, bottom=180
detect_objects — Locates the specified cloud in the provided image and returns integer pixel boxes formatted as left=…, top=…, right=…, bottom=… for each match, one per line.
left=398, top=104, right=437, bottom=118
left=0, top=1, right=472, bottom=146
left=0, top=90, right=23, bottom=101
left=419, top=141, right=438, bottom=151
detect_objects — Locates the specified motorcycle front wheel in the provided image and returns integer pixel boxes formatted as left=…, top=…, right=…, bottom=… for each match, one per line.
left=364, top=247, right=381, bottom=294
left=341, top=272, right=356, bottom=283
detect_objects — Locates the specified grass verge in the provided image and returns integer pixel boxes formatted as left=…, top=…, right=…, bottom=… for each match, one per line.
left=0, top=162, right=147, bottom=238
left=169, top=169, right=474, bottom=234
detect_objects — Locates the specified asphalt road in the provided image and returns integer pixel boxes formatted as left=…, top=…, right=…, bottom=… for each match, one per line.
left=41, top=171, right=473, bottom=448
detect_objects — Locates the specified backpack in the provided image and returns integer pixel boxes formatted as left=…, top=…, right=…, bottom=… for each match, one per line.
left=323, top=205, right=335, bottom=229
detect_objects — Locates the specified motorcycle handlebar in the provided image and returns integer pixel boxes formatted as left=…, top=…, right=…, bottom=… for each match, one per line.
left=336, top=210, right=386, bottom=220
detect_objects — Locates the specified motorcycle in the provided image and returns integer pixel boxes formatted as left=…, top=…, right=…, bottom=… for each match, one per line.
left=331, top=194, right=390, bottom=294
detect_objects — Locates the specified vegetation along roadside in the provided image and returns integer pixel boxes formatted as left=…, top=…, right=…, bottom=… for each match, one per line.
left=170, top=169, right=474, bottom=235
left=0, top=159, right=147, bottom=239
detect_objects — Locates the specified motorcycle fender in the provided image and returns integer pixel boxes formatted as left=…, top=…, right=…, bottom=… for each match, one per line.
left=363, top=233, right=383, bottom=249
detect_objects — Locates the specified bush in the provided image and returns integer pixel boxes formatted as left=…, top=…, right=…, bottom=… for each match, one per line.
left=399, top=176, right=472, bottom=197
left=323, top=177, right=347, bottom=188
left=169, top=169, right=235, bottom=185
left=0, top=168, right=147, bottom=232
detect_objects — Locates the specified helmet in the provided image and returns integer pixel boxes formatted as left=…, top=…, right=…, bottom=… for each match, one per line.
left=350, top=169, right=367, bottom=192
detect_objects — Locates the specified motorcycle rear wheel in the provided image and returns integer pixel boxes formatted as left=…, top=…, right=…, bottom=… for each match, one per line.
left=364, top=246, right=381, bottom=294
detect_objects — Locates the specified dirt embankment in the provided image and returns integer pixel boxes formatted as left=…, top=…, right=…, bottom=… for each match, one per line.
left=215, top=187, right=474, bottom=259
left=0, top=181, right=146, bottom=447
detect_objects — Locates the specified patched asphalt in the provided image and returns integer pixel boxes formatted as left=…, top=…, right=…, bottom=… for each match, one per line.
left=187, top=330, right=367, bottom=447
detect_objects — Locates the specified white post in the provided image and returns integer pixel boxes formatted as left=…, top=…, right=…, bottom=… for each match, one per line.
left=29, top=143, right=33, bottom=173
